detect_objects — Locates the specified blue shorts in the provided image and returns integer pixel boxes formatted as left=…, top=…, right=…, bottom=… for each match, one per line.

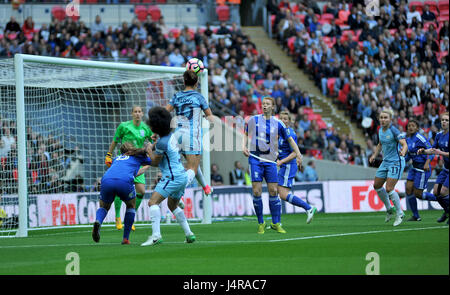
left=375, top=158, right=405, bottom=180
left=436, top=168, right=449, bottom=188
left=407, top=168, right=431, bottom=190
left=154, top=174, right=188, bottom=200
left=100, top=178, right=136, bottom=204
left=249, top=158, right=278, bottom=183
left=278, top=162, right=297, bottom=188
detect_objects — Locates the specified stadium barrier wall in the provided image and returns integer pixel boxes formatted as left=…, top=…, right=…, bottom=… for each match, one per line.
left=1, top=180, right=442, bottom=229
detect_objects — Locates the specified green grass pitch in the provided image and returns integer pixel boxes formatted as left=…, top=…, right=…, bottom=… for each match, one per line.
left=0, top=210, right=448, bottom=275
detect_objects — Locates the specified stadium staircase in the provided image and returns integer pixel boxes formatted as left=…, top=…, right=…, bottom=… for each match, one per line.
left=241, top=26, right=367, bottom=149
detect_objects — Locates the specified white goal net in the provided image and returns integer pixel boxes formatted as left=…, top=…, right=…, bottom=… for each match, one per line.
left=0, top=55, right=211, bottom=237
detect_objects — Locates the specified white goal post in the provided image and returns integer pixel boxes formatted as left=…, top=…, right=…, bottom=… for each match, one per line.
left=2, top=54, right=212, bottom=238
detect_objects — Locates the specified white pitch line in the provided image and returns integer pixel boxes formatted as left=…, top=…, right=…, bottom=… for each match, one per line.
left=0, top=226, right=446, bottom=249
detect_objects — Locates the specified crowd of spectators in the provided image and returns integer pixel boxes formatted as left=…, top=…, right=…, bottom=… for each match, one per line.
left=0, top=9, right=330, bottom=191
left=270, top=0, right=449, bottom=175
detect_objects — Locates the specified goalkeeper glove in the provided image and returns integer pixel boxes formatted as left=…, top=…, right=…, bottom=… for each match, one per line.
left=105, top=152, right=113, bottom=167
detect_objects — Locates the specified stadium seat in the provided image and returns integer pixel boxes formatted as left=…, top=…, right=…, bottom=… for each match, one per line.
left=216, top=5, right=230, bottom=22
left=291, top=3, right=299, bottom=14
left=409, top=1, right=424, bottom=13
left=439, top=0, right=449, bottom=12
left=424, top=1, right=438, bottom=12
left=129, top=0, right=141, bottom=4
left=308, top=113, right=322, bottom=121
left=438, top=15, right=449, bottom=22
left=51, top=6, right=66, bottom=22
left=338, top=10, right=350, bottom=24
left=148, top=5, right=161, bottom=21
left=84, top=0, right=99, bottom=3
left=135, top=5, right=148, bottom=22
left=321, top=13, right=334, bottom=23
left=297, top=14, right=306, bottom=24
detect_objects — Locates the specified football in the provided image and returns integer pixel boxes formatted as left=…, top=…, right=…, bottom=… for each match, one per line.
left=185, top=58, right=205, bottom=75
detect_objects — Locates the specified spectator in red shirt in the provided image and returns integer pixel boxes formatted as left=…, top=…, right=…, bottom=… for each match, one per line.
left=397, top=110, right=409, bottom=132
left=241, top=97, right=258, bottom=117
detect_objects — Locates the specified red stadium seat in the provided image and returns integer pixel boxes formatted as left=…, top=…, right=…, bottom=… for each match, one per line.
left=438, top=15, right=449, bottom=22
left=135, top=5, right=148, bottom=22
left=424, top=1, right=438, bottom=11
left=409, top=1, right=424, bottom=13
left=51, top=6, right=66, bottom=22
left=338, top=10, right=350, bottom=24
left=439, top=0, right=449, bottom=12
left=291, top=3, right=299, bottom=14
left=308, top=113, right=322, bottom=121
left=321, top=13, right=334, bottom=22
left=129, top=0, right=141, bottom=4
left=84, top=0, right=99, bottom=3
left=169, top=28, right=181, bottom=38
left=148, top=5, right=161, bottom=21
left=216, top=5, right=230, bottom=22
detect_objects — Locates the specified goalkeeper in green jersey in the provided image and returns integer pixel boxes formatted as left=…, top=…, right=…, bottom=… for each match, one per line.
left=105, top=106, right=154, bottom=231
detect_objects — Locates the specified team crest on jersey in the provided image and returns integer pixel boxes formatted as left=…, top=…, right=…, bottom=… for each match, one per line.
left=386, top=135, right=390, bottom=139
left=140, top=130, right=145, bottom=137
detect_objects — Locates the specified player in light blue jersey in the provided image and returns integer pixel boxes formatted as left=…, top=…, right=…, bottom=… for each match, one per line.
left=141, top=106, right=196, bottom=246
left=243, top=97, right=303, bottom=234
left=166, top=70, right=214, bottom=196
left=419, top=112, right=449, bottom=224
left=92, top=142, right=153, bottom=245
left=369, top=109, right=408, bottom=227
left=277, top=111, right=317, bottom=224
left=403, top=119, right=433, bottom=221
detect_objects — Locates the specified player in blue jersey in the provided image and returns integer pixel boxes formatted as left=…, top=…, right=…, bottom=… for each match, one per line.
left=243, top=97, right=303, bottom=234
left=166, top=70, right=214, bottom=196
left=141, top=106, right=196, bottom=246
left=369, top=109, right=408, bottom=227
left=419, top=112, right=449, bottom=224
left=92, top=142, right=153, bottom=244
left=277, top=111, right=317, bottom=223
left=403, top=119, right=433, bottom=221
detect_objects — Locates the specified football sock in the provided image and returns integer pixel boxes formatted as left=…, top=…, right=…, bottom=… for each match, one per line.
left=375, top=187, right=391, bottom=210
left=150, top=205, right=161, bottom=237
left=173, top=207, right=192, bottom=236
left=195, top=166, right=207, bottom=188
left=114, top=196, right=122, bottom=218
left=388, top=190, right=403, bottom=215
left=422, top=191, right=437, bottom=201
left=407, top=194, right=419, bottom=218
left=437, top=195, right=449, bottom=214
left=269, top=195, right=281, bottom=224
left=95, top=207, right=108, bottom=224
left=123, top=208, right=135, bottom=240
left=286, top=193, right=311, bottom=210
left=135, top=193, right=144, bottom=210
left=186, top=169, right=196, bottom=186
left=252, top=196, right=264, bottom=224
